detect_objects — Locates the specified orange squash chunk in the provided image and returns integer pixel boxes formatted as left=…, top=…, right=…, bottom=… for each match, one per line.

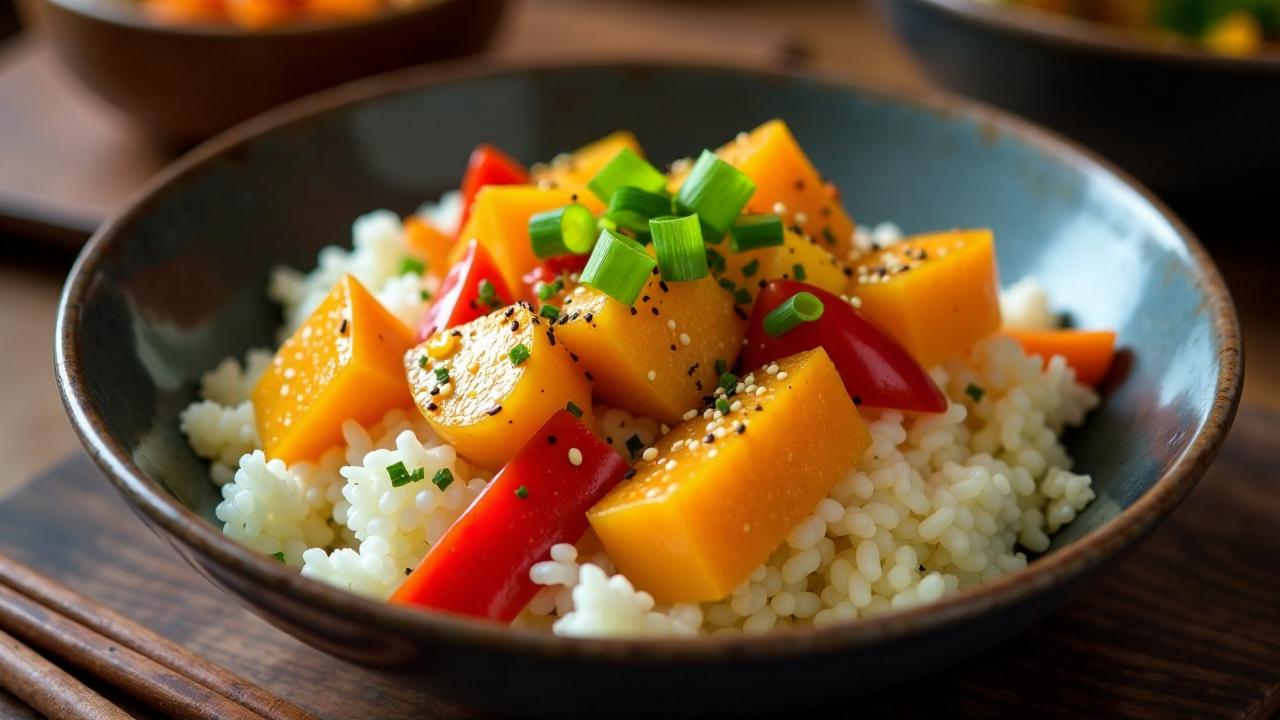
left=717, top=228, right=849, bottom=304
left=403, top=216, right=453, bottom=280
left=405, top=305, right=593, bottom=471
left=252, top=275, right=415, bottom=464
left=532, top=131, right=644, bottom=190
left=850, top=229, right=1002, bottom=369
left=554, top=274, right=745, bottom=425
left=588, top=348, right=870, bottom=603
left=454, top=185, right=605, bottom=295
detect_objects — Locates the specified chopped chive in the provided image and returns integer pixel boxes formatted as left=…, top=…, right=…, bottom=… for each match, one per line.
left=607, top=187, right=672, bottom=233
left=624, top=434, right=644, bottom=459
left=477, top=279, right=502, bottom=310
left=734, top=288, right=753, bottom=305
left=650, top=214, right=708, bottom=282
left=706, top=247, right=727, bottom=274
left=674, top=150, right=757, bottom=241
left=965, top=383, right=985, bottom=403
left=715, top=397, right=731, bottom=414
left=793, top=263, right=807, bottom=281
left=420, top=290, right=432, bottom=302
left=579, top=229, right=657, bottom=305
left=387, top=461, right=426, bottom=488
left=719, top=371, right=738, bottom=394
left=514, top=485, right=529, bottom=499
left=822, top=227, right=837, bottom=245
left=741, top=259, right=759, bottom=277
left=400, top=257, right=426, bottom=276
left=509, top=343, right=531, bottom=366
left=539, top=304, right=561, bottom=321
left=715, top=359, right=727, bottom=375
left=729, top=214, right=785, bottom=252
left=588, top=148, right=667, bottom=204
left=763, top=291, right=825, bottom=337
left=433, top=366, right=450, bottom=384
left=529, top=203, right=598, bottom=258
left=536, top=278, right=564, bottom=301
left=431, top=468, right=454, bottom=491
left=566, top=401, right=584, bottom=418
left=418, top=355, right=429, bottom=369
left=272, top=551, right=286, bottom=563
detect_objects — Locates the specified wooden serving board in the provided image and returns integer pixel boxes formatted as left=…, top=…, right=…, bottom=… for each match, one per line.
left=0, top=409, right=1275, bottom=719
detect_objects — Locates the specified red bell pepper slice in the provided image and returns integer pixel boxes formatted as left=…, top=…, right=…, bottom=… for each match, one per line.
left=391, top=410, right=630, bottom=622
left=456, top=144, right=530, bottom=238
left=743, top=280, right=948, bottom=414
left=415, top=238, right=514, bottom=340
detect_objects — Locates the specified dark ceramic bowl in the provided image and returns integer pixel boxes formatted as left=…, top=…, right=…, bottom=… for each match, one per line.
left=22, top=0, right=504, bottom=142
left=881, top=0, right=1280, bottom=204
left=56, top=61, right=1241, bottom=717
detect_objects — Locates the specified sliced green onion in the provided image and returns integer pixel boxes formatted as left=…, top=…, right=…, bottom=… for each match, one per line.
left=763, top=291, right=825, bottom=337
left=741, top=259, right=759, bottom=277
left=400, top=256, right=426, bottom=276
left=272, top=551, right=286, bottom=563
left=431, top=468, right=454, bottom=491
left=607, top=187, right=672, bottom=233
left=579, top=229, right=657, bottom=305
left=674, top=150, right=757, bottom=242
left=420, top=290, right=432, bottom=302
left=718, top=372, right=738, bottom=394
left=509, top=343, right=531, bottom=366
left=514, top=485, right=529, bottom=499
left=536, top=278, right=564, bottom=301
left=965, top=383, right=985, bottom=403
left=566, top=401, right=584, bottom=418
left=588, top=148, right=667, bottom=204
left=792, top=263, right=807, bottom=281
left=715, top=397, right=731, bottom=414
left=729, top=214, right=785, bottom=252
left=650, top=215, right=708, bottom=282
left=714, top=359, right=727, bottom=376
left=624, top=434, right=644, bottom=459
left=477, top=279, right=502, bottom=310
left=433, top=366, right=450, bottom=384
left=387, top=461, right=426, bottom=488
left=529, top=203, right=597, bottom=258
left=539, top=304, right=561, bottom=321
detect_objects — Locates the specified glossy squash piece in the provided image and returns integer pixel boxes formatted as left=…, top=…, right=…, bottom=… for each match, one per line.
left=405, top=304, right=593, bottom=471
left=849, top=229, right=1002, bottom=369
left=252, top=275, right=415, bottom=464
left=588, top=348, right=870, bottom=603
left=403, top=216, right=454, bottom=280
left=554, top=274, right=745, bottom=425
left=532, top=131, right=644, bottom=190
left=717, top=228, right=848, bottom=304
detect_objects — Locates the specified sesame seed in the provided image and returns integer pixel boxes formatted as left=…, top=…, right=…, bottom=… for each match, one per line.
left=682, top=409, right=699, bottom=421
left=667, top=320, right=677, bottom=330
left=568, top=448, right=583, bottom=466
left=642, top=447, right=658, bottom=461
left=708, top=449, right=719, bottom=459
left=755, top=386, right=767, bottom=396
left=771, top=201, right=787, bottom=215
left=794, top=211, right=809, bottom=225
left=766, top=363, right=779, bottom=375
left=664, top=459, right=678, bottom=472
left=679, top=333, right=691, bottom=346
left=647, top=370, right=657, bottom=381
left=660, top=423, right=670, bottom=434
left=776, top=371, right=789, bottom=381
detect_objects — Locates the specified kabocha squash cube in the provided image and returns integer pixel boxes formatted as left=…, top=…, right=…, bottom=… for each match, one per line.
left=532, top=131, right=644, bottom=190
left=253, top=275, right=415, bottom=464
left=671, top=120, right=856, bottom=260
left=455, top=185, right=605, bottom=295
left=406, top=305, right=593, bottom=471
left=554, top=274, right=745, bottom=425
left=716, top=228, right=849, bottom=304
left=587, top=348, right=870, bottom=603
left=849, top=229, right=1002, bottom=368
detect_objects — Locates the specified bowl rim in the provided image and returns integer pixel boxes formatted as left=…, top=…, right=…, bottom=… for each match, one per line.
left=908, top=0, right=1280, bottom=71
left=55, top=58, right=1243, bottom=663
left=38, top=0, right=476, bottom=39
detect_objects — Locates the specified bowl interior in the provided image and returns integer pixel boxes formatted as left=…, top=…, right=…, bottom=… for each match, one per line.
left=62, top=63, right=1231, bottom=607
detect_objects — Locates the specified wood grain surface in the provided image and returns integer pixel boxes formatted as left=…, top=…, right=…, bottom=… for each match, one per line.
left=0, top=408, right=1273, bottom=719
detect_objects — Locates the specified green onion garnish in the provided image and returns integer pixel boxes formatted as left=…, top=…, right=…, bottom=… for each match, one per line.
left=763, top=291, right=825, bottom=337
left=566, top=401, right=584, bottom=418
left=539, top=304, right=561, bottom=321
left=588, top=148, right=667, bottom=204
left=514, top=485, right=529, bottom=499
left=719, top=372, right=738, bottom=394
left=400, top=257, right=426, bottom=276
left=536, top=278, right=564, bottom=301
left=418, top=355, right=429, bottom=369
left=793, top=263, right=807, bottom=281
left=387, top=461, right=426, bottom=488
left=420, top=290, right=432, bottom=302
left=431, top=468, right=454, bottom=491
left=509, top=343, right=531, bottom=366
left=729, top=214, right=785, bottom=252
left=674, top=150, right=757, bottom=242
left=579, top=229, right=657, bottom=305
left=607, top=187, right=672, bottom=233
left=715, top=359, right=727, bottom=375
left=529, top=203, right=598, bottom=258
left=650, top=214, right=708, bottom=282
left=715, top=397, right=731, bottom=414
left=965, top=383, right=985, bottom=403
left=272, top=551, right=286, bottom=563
left=741, top=259, right=759, bottom=277
left=477, top=279, right=502, bottom=310
left=434, top=366, right=450, bottom=384
left=624, top=434, right=644, bottom=459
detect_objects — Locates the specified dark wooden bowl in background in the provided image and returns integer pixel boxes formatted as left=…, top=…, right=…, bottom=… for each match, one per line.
left=881, top=0, right=1280, bottom=206
left=21, top=0, right=506, bottom=143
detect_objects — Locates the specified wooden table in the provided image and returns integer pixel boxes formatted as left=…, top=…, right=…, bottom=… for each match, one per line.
left=0, top=1, right=1277, bottom=716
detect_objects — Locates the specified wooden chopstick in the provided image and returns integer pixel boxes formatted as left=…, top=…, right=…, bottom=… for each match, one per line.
left=0, top=554, right=317, bottom=720
left=0, top=626, right=131, bottom=720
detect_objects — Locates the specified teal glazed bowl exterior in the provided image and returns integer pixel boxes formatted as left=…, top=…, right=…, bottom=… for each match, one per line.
left=56, top=62, right=1241, bottom=717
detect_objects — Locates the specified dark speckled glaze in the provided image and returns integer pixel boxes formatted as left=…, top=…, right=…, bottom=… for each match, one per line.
left=55, top=62, right=1241, bottom=717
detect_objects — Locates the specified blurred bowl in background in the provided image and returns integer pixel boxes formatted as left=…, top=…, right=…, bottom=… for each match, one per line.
left=881, top=0, right=1280, bottom=206
left=21, top=0, right=505, bottom=142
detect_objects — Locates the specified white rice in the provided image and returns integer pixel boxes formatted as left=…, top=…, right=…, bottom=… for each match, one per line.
left=180, top=202, right=1100, bottom=639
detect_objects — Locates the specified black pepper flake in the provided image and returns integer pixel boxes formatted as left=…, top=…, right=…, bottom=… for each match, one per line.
left=570, top=193, right=579, bottom=202
left=546, top=331, right=556, bottom=346
left=670, top=344, right=678, bottom=352
left=623, top=468, right=637, bottom=480
left=793, top=178, right=806, bottom=190
left=853, top=395, right=864, bottom=406
left=426, top=402, right=439, bottom=411
left=338, top=319, right=348, bottom=334
left=733, top=306, right=749, bottom=320
left=547, top=435, right=558, bottom=445
left=658, top=281, right=670, bottom=293
left=754, top=404, right=763, bottom=412
left=486, top=405, right=503, bottom=416
left=704, top=434, right=715, bottom=444
left=504, top=307, right=516, bottom=318
left=641, top=295, right=650, bottom=303
left=570, top=352, right=580, bottom=362
left=585, top=313, right=594, bottom=323
left=450, top=330, right=462, bottom=337
left=650, top=307, right=659, bottom=316
left=687, top=362, right=699, bottom=377
left=695, top=380, right=704, bottom=391
left=736, top=424, right=746, bottom=435
left=510, top=320, right=520, bottom=332
left=651, top=267, right=660, bottom=275
left=429, top=386, right=440, bottom=396
left=843, top=266, right=854, bottom=277
left=820, top=206, right=831, bottom=217
left=585, top=371, right=595, bottom=381
left=630, top=307, right=638, bottom=315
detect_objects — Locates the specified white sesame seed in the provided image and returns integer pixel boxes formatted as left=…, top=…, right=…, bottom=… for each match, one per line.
left=645, top=487, right=660, bottom=499
left=682, top=409, right=699, bottom=421
left=703, top=408, right=714, bottom=420
left=755, top=386, right=767, bottom=396
left=647, top=370, right=657, bottom=381
left=730, top=401, right=743, bottom=412
left=794, top=211, right=809, bottom=225
left=671, top=440, right=685, bottom=451
left=642, top=447, right=658, bottom=461
left=667, top=319, right=677, bottom=330
left=708, top=449, right=719, bottom=459
left=660, top=423, right=670, bottom=434
left=777, top=371, right=789, bottom=381
left=568, top=448, right=583, bottom=466
left=771, top=201, right=787, bottom=215
left=849, top=296, right=862, bottom=308
left=664, top=459, right=678, bottom=472
left=679, top=333, right=691, bottom=346
left=736, top=131, right=750, bottom=144
left=686, top=440, right=700, bottom=451
left=705, top=422, right=717, bottom=433
left=766, top=363, right=779, bottom=375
